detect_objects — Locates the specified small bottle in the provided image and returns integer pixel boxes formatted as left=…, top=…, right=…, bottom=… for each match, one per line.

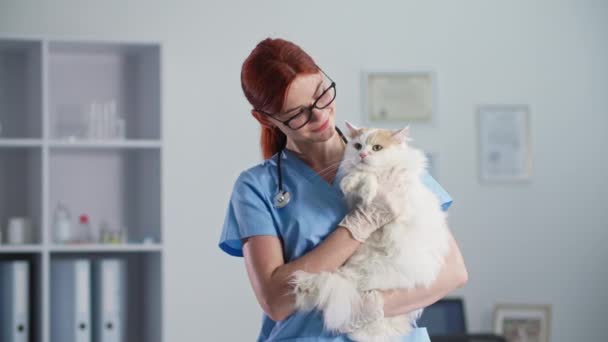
left=77, top=214, right=93, bottom=243
left=87, top=102, right=98, bottom=140
left=106, top=100, right=117, bottom=139
left=110, top=229, right=122, bottom=244
left=53, top=202, right=72, bottom=244
left=99, top=220, right=110, bottom=243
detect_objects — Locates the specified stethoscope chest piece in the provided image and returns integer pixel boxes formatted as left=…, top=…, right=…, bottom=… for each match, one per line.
left=274, top=190, right=291, bottom=208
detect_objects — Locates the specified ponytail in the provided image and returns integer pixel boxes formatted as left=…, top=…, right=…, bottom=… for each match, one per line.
left=261, top=126, right=287, bottom=160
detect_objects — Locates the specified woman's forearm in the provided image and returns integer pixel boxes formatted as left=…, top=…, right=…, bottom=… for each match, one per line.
left=382, top=232, right=468, bottom=317
left=283, top=226, right=361, bottom=273
left=264, top=226, right=362, bottom=320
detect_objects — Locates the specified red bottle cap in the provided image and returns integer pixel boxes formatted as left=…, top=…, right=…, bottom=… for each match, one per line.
left=79, top=214, right=89, bottom=223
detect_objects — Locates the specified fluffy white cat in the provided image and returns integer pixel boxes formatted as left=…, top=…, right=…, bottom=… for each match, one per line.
left=291, top=122, right=451, bottom=342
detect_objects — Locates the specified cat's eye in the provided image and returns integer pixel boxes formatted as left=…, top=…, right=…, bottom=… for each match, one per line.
left=372, top=145, right=383, bottom=151
left=353, top=143, right=362, bottom=150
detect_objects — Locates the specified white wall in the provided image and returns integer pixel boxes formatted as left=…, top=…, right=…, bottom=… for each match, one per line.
left=1, top=1, right=606, bottom=341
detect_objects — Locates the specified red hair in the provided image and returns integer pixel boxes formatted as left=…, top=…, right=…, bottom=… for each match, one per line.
left=241, top=38, right=319, bottom=159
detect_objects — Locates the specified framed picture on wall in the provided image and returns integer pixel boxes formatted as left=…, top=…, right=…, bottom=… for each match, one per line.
left=494, top=303, right=552, bottom=342
left=362, top=71, right=437, bottom=125
left=477, top=105, right=532, bottom=183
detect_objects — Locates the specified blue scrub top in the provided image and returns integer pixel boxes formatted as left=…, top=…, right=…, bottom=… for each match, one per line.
left=219, top=149, right=453, bottom=342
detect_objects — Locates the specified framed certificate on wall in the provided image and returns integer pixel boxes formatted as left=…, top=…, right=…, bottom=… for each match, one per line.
left=477, top=105, right=532, bottom=183
left=362, top=71, right=436, bottom=125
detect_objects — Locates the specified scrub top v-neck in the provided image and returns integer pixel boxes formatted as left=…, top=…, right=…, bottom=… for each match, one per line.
left=219, top=150, right=453, bottom=341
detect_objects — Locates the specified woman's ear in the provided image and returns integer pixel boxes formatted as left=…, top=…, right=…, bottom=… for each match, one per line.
left=251, top=110, right=274, bottom=128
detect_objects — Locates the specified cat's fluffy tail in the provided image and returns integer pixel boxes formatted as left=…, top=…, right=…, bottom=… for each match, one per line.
left=291, top=270, right=360, bottom=331
left=318, top=272, right=361, bottom=331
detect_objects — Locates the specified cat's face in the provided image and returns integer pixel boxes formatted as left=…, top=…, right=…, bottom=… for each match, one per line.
left=342, top=121, right=410, bottom=169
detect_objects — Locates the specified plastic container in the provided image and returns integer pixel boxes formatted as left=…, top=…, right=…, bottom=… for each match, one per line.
left=53, top=202, right=72, bottom=244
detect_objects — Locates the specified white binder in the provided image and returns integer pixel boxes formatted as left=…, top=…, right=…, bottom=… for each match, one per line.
left=0, top=260, right=30, bottom=342
left=51, top=259, right=92, bottom=342
left=93, top=258, right=126, bottom=342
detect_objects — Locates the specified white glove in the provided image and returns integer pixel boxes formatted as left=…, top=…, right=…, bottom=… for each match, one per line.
left=339, top=167, right=407, bottom=242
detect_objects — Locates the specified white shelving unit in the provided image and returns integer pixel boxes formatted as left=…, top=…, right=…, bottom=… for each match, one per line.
left=0, top=37, right=163, bottom=342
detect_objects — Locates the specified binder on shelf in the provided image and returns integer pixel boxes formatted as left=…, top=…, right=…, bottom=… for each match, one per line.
left=93, top=258, right=126, bottom=342
left=0, top=260, right=30, bottom=342
left=51, top=259, right=92, bottom=342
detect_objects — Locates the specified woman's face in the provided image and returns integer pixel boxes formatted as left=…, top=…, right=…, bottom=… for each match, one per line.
left=273, top=72, right=337, bottom=144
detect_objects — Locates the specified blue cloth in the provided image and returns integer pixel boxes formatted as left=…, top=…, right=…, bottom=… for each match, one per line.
left=219, top=149, right=452, bottom=341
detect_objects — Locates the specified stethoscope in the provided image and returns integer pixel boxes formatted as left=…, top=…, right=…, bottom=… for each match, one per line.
left=273, top=126, right=348, bottom=208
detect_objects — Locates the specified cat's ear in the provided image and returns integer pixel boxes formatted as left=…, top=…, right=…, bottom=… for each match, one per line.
left=344, top=121, right=360, bottom=137
left=392, top=126, right=411, bottom=143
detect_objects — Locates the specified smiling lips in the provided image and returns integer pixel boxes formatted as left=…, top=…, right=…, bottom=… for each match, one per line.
left=312, top=119, right=330, bottom=133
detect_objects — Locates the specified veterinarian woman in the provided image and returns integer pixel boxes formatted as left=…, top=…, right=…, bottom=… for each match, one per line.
left=219, top=38, right=468, bottom=342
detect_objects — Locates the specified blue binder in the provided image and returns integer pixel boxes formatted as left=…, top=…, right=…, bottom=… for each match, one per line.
left=0, top=260, right=30, bottom=342
left=51, top=259, right=92, bottom=342
left=93, top=258, right=126, bottom=342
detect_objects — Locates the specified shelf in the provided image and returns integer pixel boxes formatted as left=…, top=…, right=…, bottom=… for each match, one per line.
left=0, top=138, right=161, bottom=149
left=49, top=243, right=162, bottom=253
left=0, top=37, right=162, bottom=342
left=0, top=244, right=42, bottom=253
left=48, top=139, right=162, bottom=149
left=0, top=138, right=44, bottom=147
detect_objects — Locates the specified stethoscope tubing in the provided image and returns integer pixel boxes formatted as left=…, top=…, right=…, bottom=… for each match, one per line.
left=273, top=126, right=348, bottom=208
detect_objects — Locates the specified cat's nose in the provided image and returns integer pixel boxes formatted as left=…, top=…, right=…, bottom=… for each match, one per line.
left=359, top=152, right=367, bottom=159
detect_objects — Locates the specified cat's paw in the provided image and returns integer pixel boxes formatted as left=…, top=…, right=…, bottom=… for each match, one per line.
left=340, top=174, right=361, bottom=195
left=357, top=176, right=378, bottom=206
left=290, top=271, right=320, bottom=311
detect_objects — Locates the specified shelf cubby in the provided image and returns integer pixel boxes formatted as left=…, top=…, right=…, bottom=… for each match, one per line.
left=48, top=42, right=161, bottom=141
left=0, top=39, right=43, bottom=139
left=0, top=252, right=43, bottom=342
left=0, top=147, right=42, bottom=245
left=48, top=148, right=161, bottom=245
left=50, top=252, right=162, bottom=342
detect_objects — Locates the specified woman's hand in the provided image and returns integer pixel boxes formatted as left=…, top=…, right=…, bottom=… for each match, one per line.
left=339, top=167, right=407, bottom=242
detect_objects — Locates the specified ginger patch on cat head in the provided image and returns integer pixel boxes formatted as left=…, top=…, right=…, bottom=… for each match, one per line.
left=366, top=130, right=402, bottom=149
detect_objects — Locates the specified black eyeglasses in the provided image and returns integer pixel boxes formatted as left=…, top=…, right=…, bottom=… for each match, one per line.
left=256, top=69, right=336, bottom=130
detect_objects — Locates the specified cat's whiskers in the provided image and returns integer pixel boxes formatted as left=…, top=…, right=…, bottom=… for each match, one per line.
left=341, top=156, right=361, bottom=168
